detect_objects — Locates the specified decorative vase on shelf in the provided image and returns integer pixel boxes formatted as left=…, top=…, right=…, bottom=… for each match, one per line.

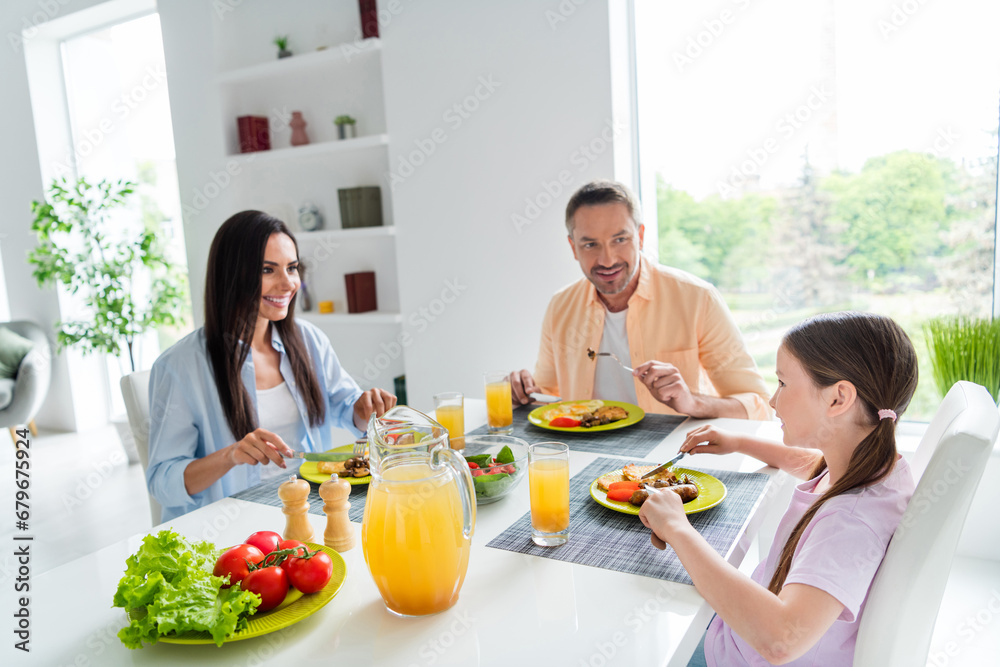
left=289, top=111, right=309, bottom=146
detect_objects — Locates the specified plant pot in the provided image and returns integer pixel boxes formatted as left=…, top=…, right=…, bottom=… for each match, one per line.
left=278, top=49, right=293, bottom=59
left=337, top=124, right=357, bottom=140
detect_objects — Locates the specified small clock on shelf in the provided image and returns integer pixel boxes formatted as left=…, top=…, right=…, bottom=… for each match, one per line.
left=298, top=203, right=323, bottom=232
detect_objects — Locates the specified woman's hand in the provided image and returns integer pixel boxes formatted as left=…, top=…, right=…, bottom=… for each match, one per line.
left=227, top=428, right=294, bottom=468
left=353, top=388, right=397, bottom=430
left=638, top=488, right=693, bottom=549
left=680, top=425, right=742, bottom=457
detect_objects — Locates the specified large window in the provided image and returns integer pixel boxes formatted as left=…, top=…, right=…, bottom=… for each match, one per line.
left=59, top=12, right=191, bottom=413
left=636, top=0, right=998, bottom=420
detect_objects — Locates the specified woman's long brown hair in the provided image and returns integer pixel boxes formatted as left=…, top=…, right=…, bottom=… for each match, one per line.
left=767, top=311, right=918, bottom=595
left=204, top=210, right=325, bottom=442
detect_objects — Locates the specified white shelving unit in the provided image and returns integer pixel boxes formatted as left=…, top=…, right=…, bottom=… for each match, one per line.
left=213, top=11, right=403, bottom=391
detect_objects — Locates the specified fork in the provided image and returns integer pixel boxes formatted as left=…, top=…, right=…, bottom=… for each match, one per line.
left=353, top=438, right=367, bottom=456
left=592, top=351, right=634, bottom=373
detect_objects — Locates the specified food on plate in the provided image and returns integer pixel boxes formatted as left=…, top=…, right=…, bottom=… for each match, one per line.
left=214, top=543, right=266, bottom=587
left=597, top=464, right=700, bottom=506
left=316, top=455, right=369, bottom=478
left=579, top=404, right=629, bottom=428
left=540, top=400, right=605, bottom=423
left=284, top=547, right=335, bottom=594
left=629, top=479, right=699, bottom=505
left=241, top=564, right=289, bottom=612
left=549, top=416, right=582, bottom=428
left=113, top=530, right=261, bottom=648
left=244, top=530, right=282, bottom=555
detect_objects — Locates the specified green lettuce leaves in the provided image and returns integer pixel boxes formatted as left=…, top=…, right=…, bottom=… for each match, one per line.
left=112, top=529, right=259, bottom=648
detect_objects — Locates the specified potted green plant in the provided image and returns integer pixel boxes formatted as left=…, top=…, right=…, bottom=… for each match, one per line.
left=28, top=177, right=189, bottom=374
left=274, top=35, right=292, bottom=58
left=334, top=115, right=357, bottom=140
left=924, top=316, right=1000, bottom=403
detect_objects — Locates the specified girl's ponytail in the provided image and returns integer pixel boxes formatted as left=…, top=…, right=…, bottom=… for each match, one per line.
left=767, top=312, right=918, bottom=595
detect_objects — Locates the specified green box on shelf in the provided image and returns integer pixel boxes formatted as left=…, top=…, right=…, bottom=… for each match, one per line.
left=338, top=186, right=383, bottom=229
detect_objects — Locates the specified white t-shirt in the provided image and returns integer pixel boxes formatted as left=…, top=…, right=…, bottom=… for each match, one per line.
left=592, top=309, right=638, bottom=404
left=256, top=381, right=304, bottom=480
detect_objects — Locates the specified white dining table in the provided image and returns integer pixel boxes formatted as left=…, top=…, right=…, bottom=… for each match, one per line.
left=17, top=401, right=788, bottom=667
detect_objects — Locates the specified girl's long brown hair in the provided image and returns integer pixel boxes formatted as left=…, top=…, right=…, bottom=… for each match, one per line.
left=767, top=311, right=918, bottom=594
left=204, top=211, right=325, bottom=442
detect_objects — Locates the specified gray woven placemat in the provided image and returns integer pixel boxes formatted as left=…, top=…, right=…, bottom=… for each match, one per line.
left=231, top=474, right=369, bottom=523
left=485, top=456, right=772, bottom=585
left=467, top=404, right=687, bottom=458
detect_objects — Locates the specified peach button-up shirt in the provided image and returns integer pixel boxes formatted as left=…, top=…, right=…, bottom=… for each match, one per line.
left=533, top=254, right=772, bottom=419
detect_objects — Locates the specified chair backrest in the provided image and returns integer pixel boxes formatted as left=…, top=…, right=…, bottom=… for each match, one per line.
left=120, top=371, right=160, bottom=525
left=854, top=381, right=1000, bottom=666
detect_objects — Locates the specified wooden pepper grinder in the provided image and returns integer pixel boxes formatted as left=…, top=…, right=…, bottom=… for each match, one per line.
left=318, top=476, right=355, bottom=552
left=278, top=475, right=315, bottom=544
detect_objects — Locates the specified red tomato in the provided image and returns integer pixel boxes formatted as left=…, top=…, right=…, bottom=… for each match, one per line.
left=278, top=539, right=307, bottom=553
left=214, top=544, right=265, bottom=587
left=607, top=488, right=635, bottom=503
left=471, top=469, right=483, bottom=477
left=608, top=481, right=641, bottom=493
left=285, top=550, right=334, bottom=594
left=467, top=461, right=479, bottom=469
left=245, top=531, right=282, bottom=555
left=503, top=464, right=516, bottom=474
left=549, top=417, right=581, bottom=428
left=241, top=566, right=289, bottom=612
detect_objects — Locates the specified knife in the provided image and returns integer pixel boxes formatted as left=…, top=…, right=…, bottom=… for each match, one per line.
left=285, top=451, right=359, bottom=462
left=530, top=393, right=562, bottom=404
left=640, top=451, right=688, bottom=479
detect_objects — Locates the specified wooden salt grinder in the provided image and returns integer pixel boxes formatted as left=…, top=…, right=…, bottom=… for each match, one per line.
left=278, top=475, right=315, bottom=543
left=318, top=476, right=355, bottom=552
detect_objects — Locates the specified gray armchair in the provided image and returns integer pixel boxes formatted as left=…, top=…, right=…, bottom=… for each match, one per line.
left=0, top=321, right=52, bottom=441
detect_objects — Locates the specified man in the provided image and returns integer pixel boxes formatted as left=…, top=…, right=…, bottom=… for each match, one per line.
left=512, top=180, right=770, bottom=419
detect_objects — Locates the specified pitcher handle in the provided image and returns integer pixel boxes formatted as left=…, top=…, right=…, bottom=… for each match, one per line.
left=432, top=447, right=477, bottom=540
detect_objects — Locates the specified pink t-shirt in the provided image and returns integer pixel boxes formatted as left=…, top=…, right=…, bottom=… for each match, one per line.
left=706, top=457, right=914, bottom=667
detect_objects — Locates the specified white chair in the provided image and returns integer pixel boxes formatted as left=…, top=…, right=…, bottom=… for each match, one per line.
left=854, top=381, right=1000, bottom=667
left=120, top=370, right=160, bottom=525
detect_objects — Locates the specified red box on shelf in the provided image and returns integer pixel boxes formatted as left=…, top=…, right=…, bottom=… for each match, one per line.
left=345, top=271, right=377, bottom=314
left=237, top=115, right=270, bottom=153
left=359, top=0, right=379, bottom=38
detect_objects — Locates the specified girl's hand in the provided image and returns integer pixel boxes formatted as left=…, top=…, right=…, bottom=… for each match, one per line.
left=638, top=488, right=692, bottom=549
left=680, top=425, right=741, bottom=456
left=228, top=428, right=293, bottom=468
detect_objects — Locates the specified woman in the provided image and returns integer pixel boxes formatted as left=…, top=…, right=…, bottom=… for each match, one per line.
left=146, top=211, right=395, bottom=522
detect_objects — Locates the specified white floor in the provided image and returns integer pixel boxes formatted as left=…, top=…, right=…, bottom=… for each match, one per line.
left=2, top=426, right=999, bottom=665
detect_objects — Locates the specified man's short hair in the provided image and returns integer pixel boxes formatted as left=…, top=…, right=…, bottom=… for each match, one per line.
left=565, top=180, right=641, bottom=234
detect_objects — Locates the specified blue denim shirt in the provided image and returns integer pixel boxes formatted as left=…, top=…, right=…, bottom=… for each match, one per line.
left=146, top=320, right=363, bottom=522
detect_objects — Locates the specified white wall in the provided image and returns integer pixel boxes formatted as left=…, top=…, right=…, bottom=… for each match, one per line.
left=381, top=0, right=632, bottom=408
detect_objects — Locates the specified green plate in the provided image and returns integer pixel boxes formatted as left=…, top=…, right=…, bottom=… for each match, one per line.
left=589, top=467, right=726, bottom=515
left=143, top=543, right=347, bottom=645
left=527, top=400, right=644, bottom=432
left=299, top=444, right=370, bottom=485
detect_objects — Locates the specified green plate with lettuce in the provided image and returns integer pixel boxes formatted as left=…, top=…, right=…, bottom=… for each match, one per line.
left=115, top=530, right=346, bottom=648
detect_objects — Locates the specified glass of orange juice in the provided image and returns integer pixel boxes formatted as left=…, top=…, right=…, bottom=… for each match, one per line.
left=433, top=392, right=465, bottom=450
left=484, top=371, right=513, bottom=434
left=528, top=442, right=570, bottom=547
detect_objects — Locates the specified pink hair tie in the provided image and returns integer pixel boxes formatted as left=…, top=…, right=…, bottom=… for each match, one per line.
left=878, top=409, right=897, bottom=422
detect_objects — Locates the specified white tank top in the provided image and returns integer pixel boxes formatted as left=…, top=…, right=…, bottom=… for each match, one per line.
left=256, top=381, right=304, bottom=480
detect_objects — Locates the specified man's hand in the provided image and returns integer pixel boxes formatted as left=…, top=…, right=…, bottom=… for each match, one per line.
left=633, top=360, right=700, bottom=415
left=353, top=388, right=397, bottom=430
left=510, top=369, right=540, bottom=405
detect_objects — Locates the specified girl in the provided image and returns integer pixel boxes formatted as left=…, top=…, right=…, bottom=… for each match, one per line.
left=639, top=311, right=918, bottom=666
left=146, top=211, right=395, bottom=522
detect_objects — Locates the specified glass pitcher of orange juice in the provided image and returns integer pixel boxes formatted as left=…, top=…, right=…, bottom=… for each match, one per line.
left=362, top=406, right=476, bottom=616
